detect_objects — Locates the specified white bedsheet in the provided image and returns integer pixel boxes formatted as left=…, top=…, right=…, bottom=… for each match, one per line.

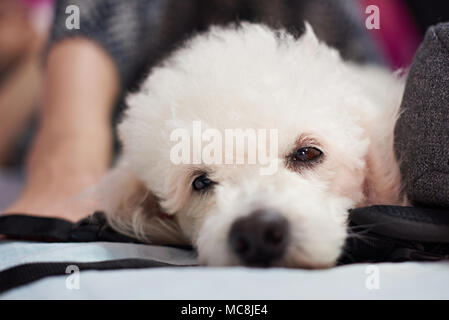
left=1, top=241, right=449, bottom=299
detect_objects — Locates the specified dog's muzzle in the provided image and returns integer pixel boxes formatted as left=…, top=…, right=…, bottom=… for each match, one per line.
left=228, top=209, right=289, bottom=267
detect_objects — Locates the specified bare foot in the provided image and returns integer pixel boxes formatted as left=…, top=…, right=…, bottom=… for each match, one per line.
left=3, top=174, right=101, bottom=222
left=1, top=35, right=118, bottom=233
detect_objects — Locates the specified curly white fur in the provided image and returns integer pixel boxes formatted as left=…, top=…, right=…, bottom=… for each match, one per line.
left=97, top=23, right=405, bottom=268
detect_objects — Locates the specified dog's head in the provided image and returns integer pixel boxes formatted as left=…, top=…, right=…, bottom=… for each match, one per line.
left=106, top=23, right=404, bottom=268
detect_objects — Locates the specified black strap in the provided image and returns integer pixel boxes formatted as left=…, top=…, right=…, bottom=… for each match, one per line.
left=0, top=258, right=194, bottom=294
left=0, top=214, right=73, bottom=242
left=0, top=212, right=142, bottom=243
left=3, top=206, right=449, bottom=244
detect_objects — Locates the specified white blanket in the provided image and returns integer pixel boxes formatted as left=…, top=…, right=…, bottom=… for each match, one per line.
left=1, top=241, right=448, bottom=299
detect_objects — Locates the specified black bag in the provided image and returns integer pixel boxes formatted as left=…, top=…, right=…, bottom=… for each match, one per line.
left=339, top=205, right=449, bottom=264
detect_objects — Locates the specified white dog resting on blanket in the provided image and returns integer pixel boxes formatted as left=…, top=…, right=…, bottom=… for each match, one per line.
left=96, top=23, right=406, bottom=268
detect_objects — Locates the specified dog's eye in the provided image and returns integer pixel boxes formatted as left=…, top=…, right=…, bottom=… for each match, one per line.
left=292, top=147, right=323, bottom=162
left=192, top=174, right=214, bottom=191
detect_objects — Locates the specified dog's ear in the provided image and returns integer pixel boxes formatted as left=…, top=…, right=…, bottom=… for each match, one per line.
left=362, top=99, right=406, bottom=205
left=363, top=141, right=404, bottom=205
left=351, top=68, right=406, bottom=206
left=96, top=164, right=187, bottom=245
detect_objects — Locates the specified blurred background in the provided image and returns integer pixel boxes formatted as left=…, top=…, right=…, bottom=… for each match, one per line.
left=0, top=0, right=448, bottom=210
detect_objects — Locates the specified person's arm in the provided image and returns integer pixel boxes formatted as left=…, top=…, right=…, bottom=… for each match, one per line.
left=3, top=38, right=119, bottom=221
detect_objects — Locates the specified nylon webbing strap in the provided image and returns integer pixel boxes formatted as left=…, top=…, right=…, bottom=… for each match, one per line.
left=0, top=214, right=73, bottom=241
left=0, top=258, right=193, bottom=294
left=0, top=212, right=142, bottom=243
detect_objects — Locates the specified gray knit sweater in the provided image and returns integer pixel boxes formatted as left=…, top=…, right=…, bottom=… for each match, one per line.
left=394, top=22, right=449, bottom=209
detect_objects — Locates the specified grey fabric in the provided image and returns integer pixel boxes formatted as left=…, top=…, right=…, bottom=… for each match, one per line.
left=49, top=0, right=383, bottom=92
left=394, top=22, right=449, bottom=208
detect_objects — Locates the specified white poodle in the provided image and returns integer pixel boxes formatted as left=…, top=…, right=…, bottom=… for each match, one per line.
left=97, top=23, right=406, bottom=268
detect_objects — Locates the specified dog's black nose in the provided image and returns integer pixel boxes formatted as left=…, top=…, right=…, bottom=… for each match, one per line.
left=228, top=209, right=289, bottom=266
